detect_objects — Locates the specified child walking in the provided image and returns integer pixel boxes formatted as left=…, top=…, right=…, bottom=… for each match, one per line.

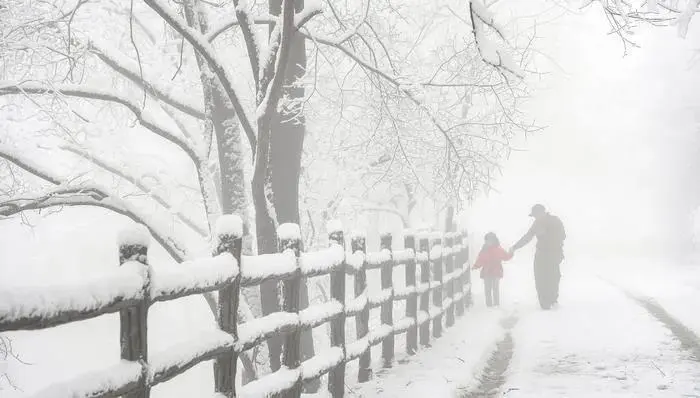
left=472, top=232, right=513, bottom=307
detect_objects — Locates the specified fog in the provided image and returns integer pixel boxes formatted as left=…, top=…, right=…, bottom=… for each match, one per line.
left=466, top=3, right=700, bottom=260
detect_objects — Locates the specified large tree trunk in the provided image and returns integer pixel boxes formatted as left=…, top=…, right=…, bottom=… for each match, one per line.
left=253, top=173, right=283, bottom=372
left=266, top=0, right=317, bottom=390
left=213, top=93, right=247, bottom=216
left=183, top=0, right=259, bottom=382
left=212, top=87, right=262, bottom=385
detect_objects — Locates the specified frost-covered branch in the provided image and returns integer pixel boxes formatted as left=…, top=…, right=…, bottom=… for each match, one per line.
left=232, top=0, right=262, bottom=89
left=0, top=143, right=61, bottom=186
left=60, top=144, right=209, bottom=237
left=468, top=0, right=522, bottom=78
left=142, top=0, right=257, bottom=152
left=0, top=335, right=24, bottom=391
left=205, top=8, right=321, bottom=44
left=580, top=0, right=699, bottom=50
left=0, top=144, right=189, bottom=260
left=160, top=104, right=203, bottom=150
left=0, top=185, right=188, bottom=260
left=300, top=29, right=486, bottom=194
left=88, top=39, right=206, bottom=119
left=0, top=82, right=201, bottom=163
left=206, top=17, right=275, bottom=43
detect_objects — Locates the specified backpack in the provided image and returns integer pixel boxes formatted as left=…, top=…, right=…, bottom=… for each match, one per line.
left=548, top=215, right=566, bottom=243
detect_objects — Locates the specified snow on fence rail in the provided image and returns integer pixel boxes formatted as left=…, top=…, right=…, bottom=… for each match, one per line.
left=0, top=215, right=471, bottom=398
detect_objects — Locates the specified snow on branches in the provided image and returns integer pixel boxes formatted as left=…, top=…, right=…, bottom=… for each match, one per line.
left=468, top=0, right=522, bottom=77
left=581, top=0, right=699, bottom=51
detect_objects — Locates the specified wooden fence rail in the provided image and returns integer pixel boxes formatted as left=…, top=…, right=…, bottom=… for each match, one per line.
left=0, top=214, right=471, bottom=398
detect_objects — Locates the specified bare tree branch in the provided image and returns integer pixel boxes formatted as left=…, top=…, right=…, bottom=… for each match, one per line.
left=206, top=17, right=275, bottom=43
left=0, top=82, right=201, bottom=163
left=0, top=143, right=191, bottom=259
left=89, top=39, right=206, bottom=119
left=232, top=0, right=262, bottom=89
left=300, top=28, right=490, bottom=194
left=60, top=144, right=209, bottom=237
left=142, top=0, right=258, bottom=152
left=0, top=144, right=61, bottom=186
left=0, top=185, right=188, bottom=260
left=205, top=9, right=321, bottom=44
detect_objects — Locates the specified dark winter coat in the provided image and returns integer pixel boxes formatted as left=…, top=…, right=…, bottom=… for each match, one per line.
left=512, top=213, right=566, bottom=254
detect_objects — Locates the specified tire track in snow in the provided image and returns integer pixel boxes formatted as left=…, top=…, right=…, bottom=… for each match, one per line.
left=604, top=277, right=700, bottom=362
left=633, top=297, right=700, bottom=362
left=459, top=315, right=518, bottom=398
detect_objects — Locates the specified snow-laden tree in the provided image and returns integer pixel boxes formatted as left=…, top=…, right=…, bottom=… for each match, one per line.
left=294, top=0, right=537, bottom=240
left=0, top=0, right=536, bottom=384
left=1, top=0, right=310, bottom=382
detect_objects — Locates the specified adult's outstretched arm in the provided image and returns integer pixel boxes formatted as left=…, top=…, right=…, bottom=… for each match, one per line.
left=511, top=222, right=536, bottom=252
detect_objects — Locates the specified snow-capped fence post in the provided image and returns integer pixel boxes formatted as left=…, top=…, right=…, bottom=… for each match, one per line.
left=404, top=232, right=418, bottom=355
left=454, top=233, right=465, bottom=316
left=380, top=232, right=394, bottom=368
left=418, top=236, right=431, bottom=346
left=431, top=236, right=443, bottom=338
left=213, top=215, right=243, bottom=397
left=117, top=224, right=151, bottom=398
left=328, top=222, right=346, bottom=398
left=445, top=234, right=455, bottom=328
left=279, top=223, right=303, bottom=398
left=351, top=232, right=372, bottom=382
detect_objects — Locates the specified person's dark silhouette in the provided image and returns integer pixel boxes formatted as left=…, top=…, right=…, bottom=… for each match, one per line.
left=510, top=204, right=566, bottom=310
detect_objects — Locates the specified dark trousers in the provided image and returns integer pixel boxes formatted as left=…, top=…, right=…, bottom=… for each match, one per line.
left=483, top=277, right=500, bottom=307
left=534, top=250, right=563, bottom=309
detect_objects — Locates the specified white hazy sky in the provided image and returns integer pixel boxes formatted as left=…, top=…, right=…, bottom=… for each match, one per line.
left=466, top=2, right=700, bottom=256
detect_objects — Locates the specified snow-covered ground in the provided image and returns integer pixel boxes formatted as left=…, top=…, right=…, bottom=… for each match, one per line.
left=345, top=305, right=506, bottom=397
left=593, top=256, right=700, bottom=338
left=503, top=264, right=700, bottom=397
left=343, top=254, right=700, bottom=397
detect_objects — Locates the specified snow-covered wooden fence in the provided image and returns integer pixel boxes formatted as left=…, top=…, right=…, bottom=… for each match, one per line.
left=0, top=215, right=471, bottom=398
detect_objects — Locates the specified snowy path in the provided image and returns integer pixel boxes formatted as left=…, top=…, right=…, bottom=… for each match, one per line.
left=352, top=260, right=700, bottom=398
left=493, top=269, right=700, bottom=397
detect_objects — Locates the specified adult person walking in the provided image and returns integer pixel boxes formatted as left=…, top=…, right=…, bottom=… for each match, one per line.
left=509, top=204, right=566, bottom=310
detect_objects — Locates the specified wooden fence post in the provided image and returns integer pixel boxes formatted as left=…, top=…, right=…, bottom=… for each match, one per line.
left=454, top=233, right=465, bottom=317
left=118, top=225, right=150, bottom=398
left=328, top=222, right=346, bottom=398
left=404, top=232, right=418, bottom=355
left=380, top=233, right=394, bottom=368
left=445, top=234, right=455, bottom=328
left=213, top=215, right=243, bottom=397
left=418, top=237, right=430, bottom=346
left=431, top=236, right=443, bottom=338
left=279, top=224, right=303, bottom=398
left=352, top=233, right=372, bottom=382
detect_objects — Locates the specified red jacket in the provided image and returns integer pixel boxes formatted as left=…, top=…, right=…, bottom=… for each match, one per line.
left=472, top=245, right=513, bottom=279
